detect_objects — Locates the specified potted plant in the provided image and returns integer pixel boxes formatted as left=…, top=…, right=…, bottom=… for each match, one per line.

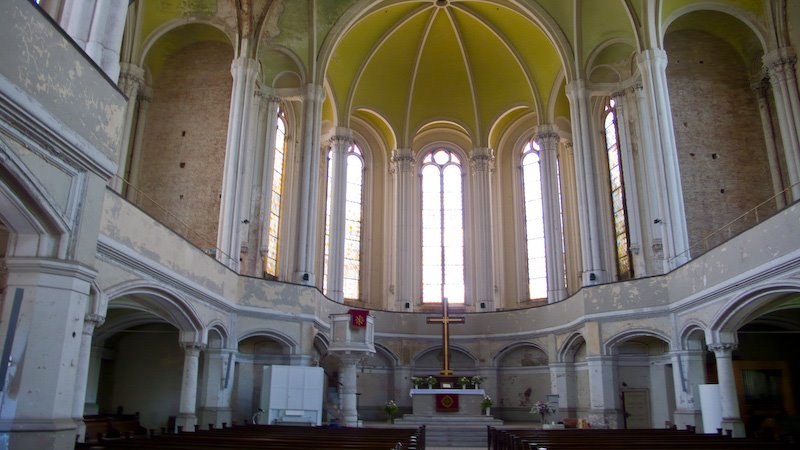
left=531, top=400, right=551, bottom=423
left=425, top=375, right=437, bottom=389
left=410, top=376, right=423, bottom=389
left=481, top=395, right=493, bottom=416
left=458, top=376, right=470, bottom=389
left=471, top=375, right=484, bottom=388
left=384, top=400, right=398, bottom=423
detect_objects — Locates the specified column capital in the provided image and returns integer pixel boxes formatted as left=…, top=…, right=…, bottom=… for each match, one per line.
left=181, top=342, right=207, bottom=354
left=533, top=125, right=561, bottom=149
left=329, top=128, right=354, bottom=150
left=390, top=148, right=415, bottom=174
left=118, top=62, right=145, bottom=97
left=707, top=342, right=736, bottom=354
left=469, top=147, right=494, bottom=171
left=763, top=46, right=797, bottom=71
left=230, top=56, right=260, bottom=76
left=83, top=314, right=105, bottom=335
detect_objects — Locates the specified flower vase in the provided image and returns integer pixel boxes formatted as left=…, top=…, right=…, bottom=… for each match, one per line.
left=485, top=408, right=491, bottom=417
left=540, top=413, right=546, bottom=423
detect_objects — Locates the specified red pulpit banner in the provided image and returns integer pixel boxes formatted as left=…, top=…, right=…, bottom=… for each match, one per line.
left=348, top=309, right=369, bottom=328
left=435, top=394, right=459, bottom=412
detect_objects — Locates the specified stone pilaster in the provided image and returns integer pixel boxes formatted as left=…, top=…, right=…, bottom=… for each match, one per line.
left=708, top=343, right=745, bottom=437
left=764, top=47, right=800, bottom=201
left=391, top=148, right=415, bottom=311
left=469, top=147, right=495, bottom=310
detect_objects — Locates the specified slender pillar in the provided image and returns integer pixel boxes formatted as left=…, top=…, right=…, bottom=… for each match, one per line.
left=72, top=314, right=105, bottom=442
left=636, top=49, right=690, bottom=268
left=391, top=148, right=415, bottom=310
left=533, top=127, right=567, bottom=302
left=470, top=147, right=495, bottom=310
left=337, top=353, right=362, bottom=427
left=84, top=345, right=103, bottom=415
left=176, top=343, right=205, bottom=432
left=558, top=140, right=582, bottom=294
left=586, top=355, right=620, bottom=429
left=752, top=78, right=787, bottom=208
left=217, top=57, right=260, bottom=270
left=0, top=258, right=95, bottom=450
left=84, top=0, right=127, bottom=81
left=670, top=349, right=705, bottom=431
left=197, top=348, right=235, bottom=429
left=325, top=130, right=353, bottom=302
left=293, top=84, right=325, bottom=284
left=566, top=81, right=607, bottom=285
left=113, top=63, right=145, bottom=193
left=764, top=47, right=800, bottom=200
left=125, top=91, right=151, bottom=203
left=708, top=343, right=745, bottom=437
left=610, top=91, right=646, bottom=277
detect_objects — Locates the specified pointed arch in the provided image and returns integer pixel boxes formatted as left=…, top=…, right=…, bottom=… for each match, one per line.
left=103, top=280, right=204, bottom=336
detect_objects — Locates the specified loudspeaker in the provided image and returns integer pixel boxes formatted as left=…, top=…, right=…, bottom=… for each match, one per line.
left=589, top=272, right=596, bottom=281
left=302, top=273, right=309, bottom=281
left=480, top=302, right=486, bottom=309
left=404, top=302, right=410, bottom=309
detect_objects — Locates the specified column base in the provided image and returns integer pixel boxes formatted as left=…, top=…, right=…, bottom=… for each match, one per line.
left=197, top=408, right=232, bottom=430
left=721, top=417, right=745, bottom=438
left=672, top=408, right=701, bottom=432
left=175, top=413, right=197, bottom=432
left=0, top=418, right=77, bottom=450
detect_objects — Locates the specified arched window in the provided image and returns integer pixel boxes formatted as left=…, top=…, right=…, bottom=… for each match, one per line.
left=603, top=99, right=633, bottom=279
left=421, top=148, right=465, bottom=304
left=323, top=144, right=364, bottom=300
left=521, top=141, right=547, bottom=299
left=264, top=109, right=286, bottom=277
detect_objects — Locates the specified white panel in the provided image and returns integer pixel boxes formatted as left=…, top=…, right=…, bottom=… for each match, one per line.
left=699, top=384, right=722, bottom=434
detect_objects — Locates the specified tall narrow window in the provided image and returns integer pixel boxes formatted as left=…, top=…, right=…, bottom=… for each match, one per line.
left=265, top=109, right=286, bottom=277
left=522, top=141, right=547, bottom=299
left=323, top=145, right=364, bottom=300
left=421, top=148, right=464, bottom=303
left=604, top=99, right=633, bottom=279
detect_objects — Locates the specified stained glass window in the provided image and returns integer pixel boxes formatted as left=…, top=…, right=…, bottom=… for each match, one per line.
left=522, top=141, right=547, bottom=299
left=604, top=99, right=633, bottom=279
left=265, top=110, right=286, bottom=277
left=323, top=144, right=364, bottom=300
left=421, top=149, right=464, bottom=303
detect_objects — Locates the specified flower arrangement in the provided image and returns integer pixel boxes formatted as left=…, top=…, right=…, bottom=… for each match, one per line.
left=458, top=376, right=471, bottom=388
left=425, top=375, right=437, bottom=388
left=411, top=376, right=424, bottom=388
left=384, top=400, right=399, bottom=418
left=531, top=400, right=552, bottom=421
left=471, top=375, right=484, bottom=386
left=480, top=395, right=493, bottom=410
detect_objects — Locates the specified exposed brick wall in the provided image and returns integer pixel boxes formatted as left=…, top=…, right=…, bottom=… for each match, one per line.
left=665, top=30, right=773, bottom=253
left=136, top=41, right=233, bottom=250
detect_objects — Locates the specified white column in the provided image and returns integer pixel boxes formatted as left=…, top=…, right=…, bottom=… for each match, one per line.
left=197, top=348, right=235, bottom=429
left=752, top=79, right=787, bottom=209
left=337, top=353, right=362, bottom=427
left=636, top=49, right=690, bottom=268
left=84, top=0, right=127, bottom=81
left=549, top=362, right=574, bottom=419
left=325, top=130, right=353, bottom=302
left=670, top=350, right=705, bottom=431
left=256, top=95, right=281, bottom=276
left=176, top=343, right=205, bottom=432
left=217, top=57, right=260, bottom=270
left=586, top=355, right=620, bottom=429
left=566, top=81, right=607, bottom=286
left=84, top=345, right=103, bottom=415
left=72, top=314, right=104, bottom=442
left=470, top=147, right=495, bottom=310
left=60, top=0, right=95, bottom=49
left=764, top=47, right=800, bottom=200
left=0, top=258, right=95, bottom=450
left=533, top=127, right=567, bottom=302
left=610, top=90, right=646, bottom=277
left=293, top=84, right=325, bottom=284
left=708, top=343, right=745, bottom=437
left=113, top=62, right=145, bottom=193
left=391, top=148, right=415, bottom=311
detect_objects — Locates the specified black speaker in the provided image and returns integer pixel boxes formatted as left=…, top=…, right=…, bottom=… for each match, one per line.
left=480, top=302, right=486, bottom=309
left=404, top=302, right=410, bottom=309
left=589, top=272, right=596, bottom=281
left=302, top=273, right=309, bottom=281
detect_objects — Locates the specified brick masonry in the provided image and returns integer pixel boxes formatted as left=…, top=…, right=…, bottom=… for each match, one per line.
left=665, top=30, right=773, bottom=252
left=137, top=41, right=233, bottom=250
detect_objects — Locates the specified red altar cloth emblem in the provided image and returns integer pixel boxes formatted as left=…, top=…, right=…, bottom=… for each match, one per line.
left=348, top=309, right=369, bottom=328
left=436, top=394, right=459, bottom=412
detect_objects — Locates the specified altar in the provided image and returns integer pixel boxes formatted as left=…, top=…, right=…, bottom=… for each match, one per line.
left=410, top=388, right=486, bottom=415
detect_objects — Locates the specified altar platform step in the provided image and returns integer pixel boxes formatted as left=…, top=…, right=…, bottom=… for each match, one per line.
left=392, top=415, right=502, bottom=448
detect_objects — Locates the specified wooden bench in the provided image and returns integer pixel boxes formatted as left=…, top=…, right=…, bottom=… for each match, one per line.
left=76, top=423, right=425, bottom=450
left=488, top=427, right=795, bottom=450
left=83, top=414, right=147, bottom=442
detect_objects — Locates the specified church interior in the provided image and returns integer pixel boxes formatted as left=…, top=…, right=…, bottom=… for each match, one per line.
left=1, top=0, right=800, bottom=448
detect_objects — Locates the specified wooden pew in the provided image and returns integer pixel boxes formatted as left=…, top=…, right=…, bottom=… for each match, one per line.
left=83, top=414, right=147, bottom=442
left=76, top=423, right=425, bottom=450
left=488, top=427, right=794, bottom=450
